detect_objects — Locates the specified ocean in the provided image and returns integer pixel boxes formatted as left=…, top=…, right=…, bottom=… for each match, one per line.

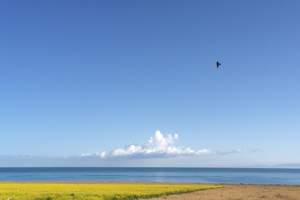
left=0, top=167, right=299, bottom=185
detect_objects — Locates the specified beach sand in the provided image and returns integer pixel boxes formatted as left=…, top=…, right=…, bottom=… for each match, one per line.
left=149, top=185, right=300, bottom=200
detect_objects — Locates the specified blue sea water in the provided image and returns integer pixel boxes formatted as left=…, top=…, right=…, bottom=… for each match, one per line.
left=0, top=168, right=299, bottom=185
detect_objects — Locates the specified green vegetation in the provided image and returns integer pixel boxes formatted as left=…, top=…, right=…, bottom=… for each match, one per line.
left=0, top=182, right=221, bottom=200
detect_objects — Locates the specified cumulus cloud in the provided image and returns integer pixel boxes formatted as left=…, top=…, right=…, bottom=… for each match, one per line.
left=82, top=130, right=210, bottom=159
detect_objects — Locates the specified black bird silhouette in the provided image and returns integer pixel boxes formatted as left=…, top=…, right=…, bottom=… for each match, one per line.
left=216, top=61, right=221, bottom=68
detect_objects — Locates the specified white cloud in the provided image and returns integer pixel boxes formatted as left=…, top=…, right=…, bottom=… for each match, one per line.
left=82, top=130, right=210, bottom=159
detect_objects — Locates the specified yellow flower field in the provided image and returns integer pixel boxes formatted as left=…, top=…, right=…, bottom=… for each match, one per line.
left=0, top=183, right=221, bottom=200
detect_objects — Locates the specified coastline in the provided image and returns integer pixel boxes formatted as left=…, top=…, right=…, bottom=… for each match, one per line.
left=0, top=181, right=299, bottom=186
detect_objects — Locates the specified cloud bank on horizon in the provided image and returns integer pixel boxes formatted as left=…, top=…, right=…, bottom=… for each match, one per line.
left=82, top=130, right=210, bottom=159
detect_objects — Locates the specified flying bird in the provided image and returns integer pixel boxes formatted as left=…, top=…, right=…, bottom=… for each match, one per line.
left=216, top=61, right=221, bottom=69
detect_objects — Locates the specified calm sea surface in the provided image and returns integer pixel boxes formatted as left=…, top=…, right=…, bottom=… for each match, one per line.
left=0, top=168, right=299, bottom=185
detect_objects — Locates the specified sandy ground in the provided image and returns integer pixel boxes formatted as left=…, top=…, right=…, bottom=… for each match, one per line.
left=150, top=185, right=300, bottom=200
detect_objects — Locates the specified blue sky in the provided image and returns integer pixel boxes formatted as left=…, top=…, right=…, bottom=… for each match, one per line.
left=0, top=0, right=300, bottom=167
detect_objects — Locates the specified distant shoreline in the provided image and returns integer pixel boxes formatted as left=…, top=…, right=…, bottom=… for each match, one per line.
left=0, top=181, right=299, bottom=186
left=0, top=167, right=300, bottom=169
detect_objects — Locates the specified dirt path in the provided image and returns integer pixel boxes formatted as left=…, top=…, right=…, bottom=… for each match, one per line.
left=150, top=185, right=300, bottom=200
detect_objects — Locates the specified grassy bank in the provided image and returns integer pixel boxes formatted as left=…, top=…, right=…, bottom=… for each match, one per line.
left=0, top=183, right=221, bottom=200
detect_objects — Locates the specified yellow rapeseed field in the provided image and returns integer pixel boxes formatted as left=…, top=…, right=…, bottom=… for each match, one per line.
left=0, top=183, right=221, bottom=200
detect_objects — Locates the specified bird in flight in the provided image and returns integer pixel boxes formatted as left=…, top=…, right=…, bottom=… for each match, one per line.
left=216, top=61, right=221, bottom=69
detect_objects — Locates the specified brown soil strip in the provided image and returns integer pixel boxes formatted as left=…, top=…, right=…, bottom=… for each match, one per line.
left=148, top=185, right=300, bottom=200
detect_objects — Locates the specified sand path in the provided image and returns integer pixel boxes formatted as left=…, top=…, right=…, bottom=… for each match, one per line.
left=149, top=185, right=300, bottom=200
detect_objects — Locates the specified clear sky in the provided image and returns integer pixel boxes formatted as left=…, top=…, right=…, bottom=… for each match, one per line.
left=0, top=0, right=300, bottom=167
